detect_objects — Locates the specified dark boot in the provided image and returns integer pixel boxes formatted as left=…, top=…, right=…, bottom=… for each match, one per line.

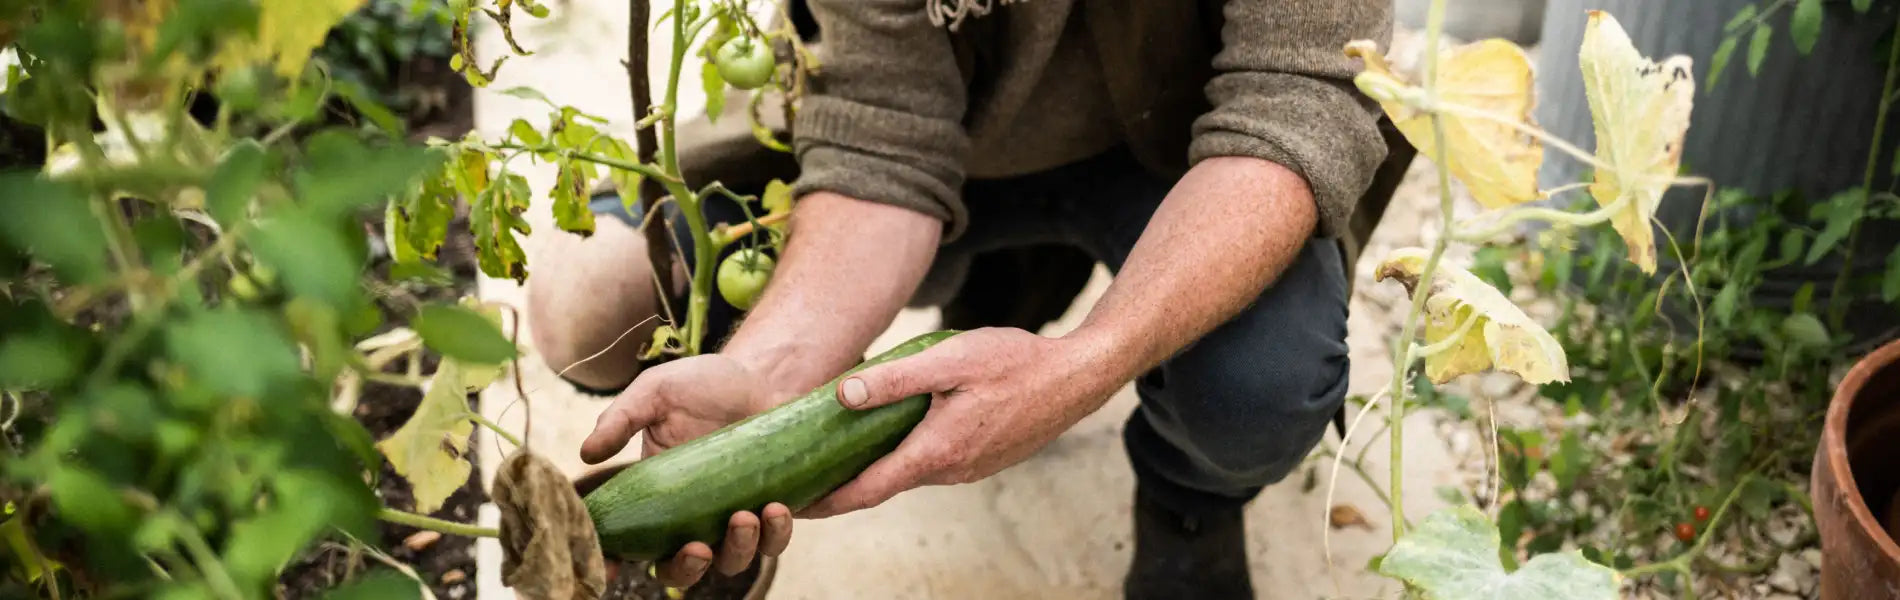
left=1123, top=488, right=1254, bottom=600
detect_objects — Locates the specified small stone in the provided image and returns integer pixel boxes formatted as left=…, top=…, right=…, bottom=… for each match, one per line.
left=441, top=569, right=467, bottom=584
left=1802, top=548, right=1823, bottom=569
left=1768, top=554, right=1805, bottom=592
left=403, top=530, right=442, bottom=551
left=1764, top=594, right=1802, bottom=600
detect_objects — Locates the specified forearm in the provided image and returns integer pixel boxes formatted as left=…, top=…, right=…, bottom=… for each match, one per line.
left=721, top=191, right=942, bottom=399
left=1066, top=156, right=1319, bottom=381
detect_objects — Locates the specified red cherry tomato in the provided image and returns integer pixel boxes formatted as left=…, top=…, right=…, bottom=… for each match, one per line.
left=1674, top=522, right=1695, bottom=542
left=1693, top=505, right=1710, bottom=522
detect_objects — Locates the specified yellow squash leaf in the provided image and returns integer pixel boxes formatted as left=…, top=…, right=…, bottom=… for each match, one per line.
left=376, top=360, right=478, bottom=514
left=1579, top=10, right=1696, bottom=274
left=1346, top=39, right=1543, bottom=209
left=219, top=0, right=369, bottom=77
left=1376, top=248, right=1569, bottom=385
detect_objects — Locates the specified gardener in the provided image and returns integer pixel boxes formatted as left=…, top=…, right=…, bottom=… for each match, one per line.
left=527, top=0, right=1399, bottom=596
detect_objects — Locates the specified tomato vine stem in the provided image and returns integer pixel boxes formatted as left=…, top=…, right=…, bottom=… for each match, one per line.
left=1825, top=7, right=1900, bottom=330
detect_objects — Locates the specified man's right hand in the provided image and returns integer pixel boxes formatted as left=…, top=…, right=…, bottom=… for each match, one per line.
left=580, top=354, right=795, bottom=587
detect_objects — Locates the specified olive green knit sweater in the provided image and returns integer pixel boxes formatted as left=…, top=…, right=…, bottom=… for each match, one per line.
left=787, top=0, right=1395, bottom=243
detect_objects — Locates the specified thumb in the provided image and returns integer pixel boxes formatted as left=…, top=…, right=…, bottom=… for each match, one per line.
left=835, top=349, right=959, bottom=411
left=580, top=379, right=662, bottom=464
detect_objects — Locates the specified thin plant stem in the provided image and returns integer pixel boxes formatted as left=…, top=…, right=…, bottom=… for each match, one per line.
left=1622, top=474, right=1759, bottom=579
left=1384, top=0, right=1456, bottom=542
left=652, top=0, right=721, bottom=355
left=376, top=508, right=501, bottom=538
left=1411, top=310, right=1479, bottom=358
left=1451, top=194, right=1630, bottom=243
left=1826, top=8, right=1900, bottom=330
left=175, top=519, right=244, bottom=600
left=470, top=411, right=525, bottom=450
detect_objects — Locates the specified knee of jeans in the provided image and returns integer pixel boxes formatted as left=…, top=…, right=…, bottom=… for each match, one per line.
left=1153, top=344, right=1350, bottom=484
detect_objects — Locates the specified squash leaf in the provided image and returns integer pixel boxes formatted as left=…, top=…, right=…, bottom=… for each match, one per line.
left=1376, top=248, right=1569, bottom=385
left=217, top=0, right=370, bottom=77
left=376, top=360, right=479, bottom=514
left=1579, top=10, right=1697, bottom=274
left=1378, top=505, right=1622, bottom=599
left=1346, top=39, right=1542, bottom=209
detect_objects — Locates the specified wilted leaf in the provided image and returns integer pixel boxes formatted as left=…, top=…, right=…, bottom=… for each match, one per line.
left=413, top=303, right=518, bottom=364
left=1345, top=39, right=1543, bottom=209
left=550, top=158, right=598, bottom=236
left=701, top=60, right=727, bottom=123
left=762, top=179, right=792, bottom=216
left=376, top=361, right=478, bottom=514
left=493, top=451, right=607, bottom=600
left=1579, top=11, right=1697, bottom=274
left=1329, top=504, right=1373, bottom=530
left=471, top=172, right=532, bottom=283
left=1377, top=248, right=1570, bottom=385
left=217, top=0, right=370, bottom=77
left=1377, top=505, right=1622, bottom=599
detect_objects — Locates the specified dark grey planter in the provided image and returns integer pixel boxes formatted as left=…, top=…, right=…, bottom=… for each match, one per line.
left=1533, top=0, right=1900, bottom=353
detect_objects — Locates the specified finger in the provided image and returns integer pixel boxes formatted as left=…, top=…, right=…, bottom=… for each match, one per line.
left=798, top=436, right=937, bottom=518
left=759, top=503, right=793, bottom=556
left=581, top=378, right=664, bottom=464
left=715, top=511, right=761, bottom=575
left=837, top=345, right=963, bottom=411
left=657, top=542, right=713, bottom=588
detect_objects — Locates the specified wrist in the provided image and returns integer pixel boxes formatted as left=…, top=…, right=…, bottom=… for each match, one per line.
left=723, top=338, right=847, bottom=411
left=1054, top=324, right=1145, bottom=398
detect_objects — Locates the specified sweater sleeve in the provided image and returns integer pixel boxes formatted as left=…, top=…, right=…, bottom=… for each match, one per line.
left=787, top=0, right=972, bottom=240
left=1188, top=0, right=1393, bottom=239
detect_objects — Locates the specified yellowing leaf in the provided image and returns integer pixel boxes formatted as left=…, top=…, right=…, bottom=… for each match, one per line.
left=1579, top=10, right=1697, bottom=274
left=1376, top=248, right=1569, bottom=385
left=376, top=360, right=478, bottom=514
left=219, top=0, right=371, bottom=77
left=1346, top=39, right=1542, bottom=209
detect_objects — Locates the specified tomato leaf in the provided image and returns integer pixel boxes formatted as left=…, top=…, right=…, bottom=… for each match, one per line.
left=597, top=137, right=642, bottom=202
left=206, top=140, right=269, bottom=227
left=318, top=571, right=423, bottom=600
left=1780, top=313, right=1830, bottom=349
left=472, top=172, right=532, bottom=282
left=1748, top=25, right=1773, bottom=75
left=253, top=210, right=364, bottom=308
left=1776, top=230, right=1806, bottom=266
left=413, top=303, right=518, bottom=364
left=48, top=468, right=139, bottom=536
left=1378, top=505, right=1621, bottom=599
left=0, top=174, right=109, bottom=284
left=1805, top=189, right=1865, bottom=265
left=1790, top=0, right=1823, bottom=55
left=164, top=307, right=303, bottom=398
left=376, top=360, right=478, bottom=514
left=1707, top=36, right=1739, bottom=88
left=1725, top=4, right=1759, bottom=32
left=1855, top=0, right=1873, bottom=12
left=508, top=118, right=544, bottom=147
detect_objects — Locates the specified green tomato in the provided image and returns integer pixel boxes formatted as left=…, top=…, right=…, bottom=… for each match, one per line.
left=713, top=35, right=776, bottom=90
left=716, top=249, right=775, bottom=310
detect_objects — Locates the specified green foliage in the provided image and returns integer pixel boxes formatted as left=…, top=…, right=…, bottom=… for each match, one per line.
left=1378, top=505, right=1622, bottom=599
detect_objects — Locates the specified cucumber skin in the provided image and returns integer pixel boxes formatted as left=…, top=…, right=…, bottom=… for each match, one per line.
left=582, top=330, right=960, bottom=561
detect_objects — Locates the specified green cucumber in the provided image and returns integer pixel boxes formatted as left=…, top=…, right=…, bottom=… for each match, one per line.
left=582, top=329, right=959, bottom=560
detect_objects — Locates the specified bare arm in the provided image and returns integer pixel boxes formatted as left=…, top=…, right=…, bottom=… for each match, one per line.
left=1067, top=156, right=1316, bottom=381
left=722, top=190, right=943, bottom=400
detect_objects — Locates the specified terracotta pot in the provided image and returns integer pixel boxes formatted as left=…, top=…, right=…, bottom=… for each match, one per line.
left=573, top=462, right=778, bottom=600
left=1814, top=337, right=1900, bottom=599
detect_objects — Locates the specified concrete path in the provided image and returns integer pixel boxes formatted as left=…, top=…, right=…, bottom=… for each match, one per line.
left=462, top=5, right=1465, bottom=598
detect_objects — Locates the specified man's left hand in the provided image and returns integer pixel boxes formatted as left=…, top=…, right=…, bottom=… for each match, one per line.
left=798, top=327, right=1127, bottom=518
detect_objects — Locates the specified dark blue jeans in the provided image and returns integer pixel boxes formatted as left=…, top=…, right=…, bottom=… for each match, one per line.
left=594, top=146, right=1351, bottom=515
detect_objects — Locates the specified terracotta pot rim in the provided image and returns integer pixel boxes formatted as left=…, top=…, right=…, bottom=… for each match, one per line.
left=573, top=460, right=778, bottom=599
left=1822, top=336, right=1900, bottom=563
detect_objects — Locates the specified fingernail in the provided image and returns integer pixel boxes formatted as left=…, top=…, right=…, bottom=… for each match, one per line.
left=681, top=555, right=709, bottom=573
left=768, top=513, right=791, bottom=530
left=840, top=378, right=868, bottom=408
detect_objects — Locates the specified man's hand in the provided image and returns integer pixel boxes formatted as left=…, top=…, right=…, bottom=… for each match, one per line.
left=580, top=355, right=796, bottom=588
left=798, top=327, right=1126, bottom=518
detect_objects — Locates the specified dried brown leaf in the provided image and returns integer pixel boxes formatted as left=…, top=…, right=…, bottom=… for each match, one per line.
left=494, top=451, right=608, bottom=600
left=1329, top=504, right=1374, bottom=531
